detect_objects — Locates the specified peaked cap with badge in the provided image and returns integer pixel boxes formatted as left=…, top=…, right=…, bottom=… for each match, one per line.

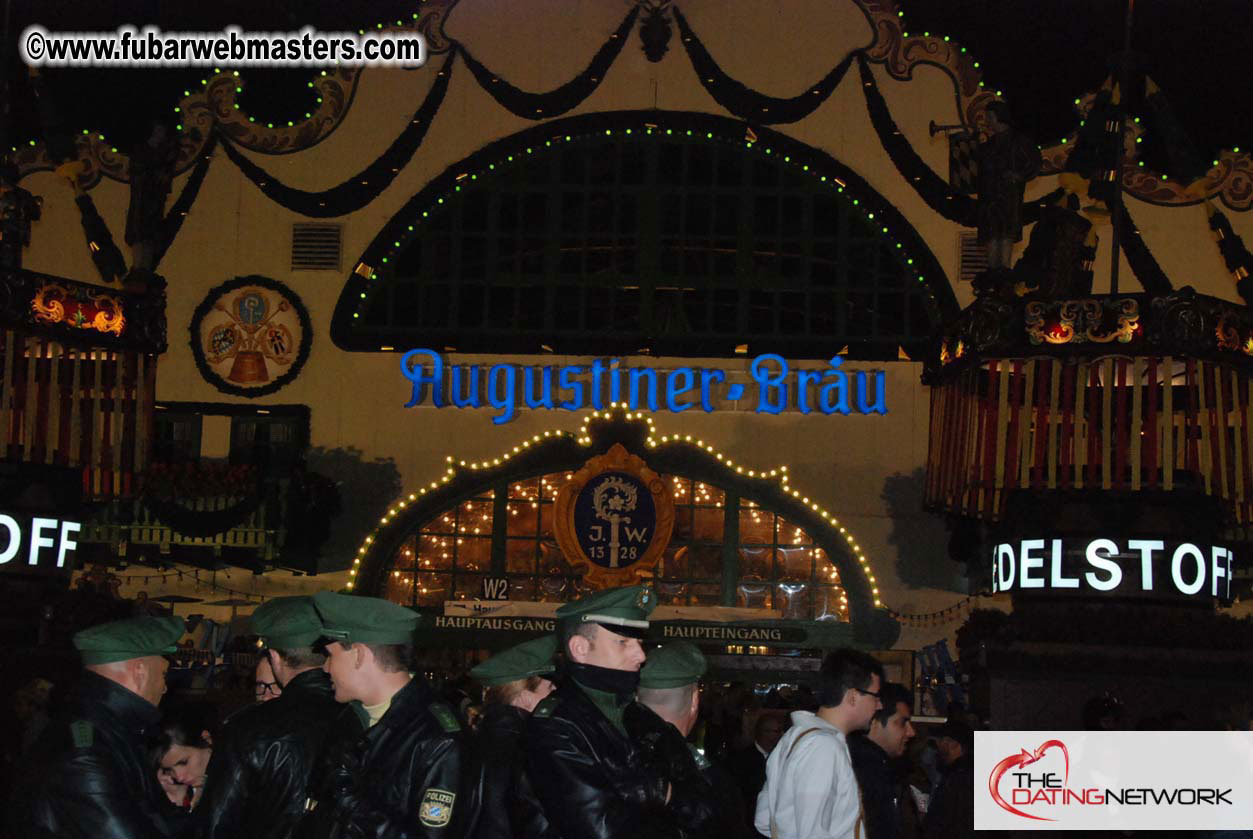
left=312, top=590, right=418, bottom=645
left=555, top=584, right=656, bottom=639
left=249, top=595, right=325, bottom=650
left=639, top=640, right=706, bottom=689
left=470, top=635, right=559, bottom=686
left=72, top=615, right=185, bottom=665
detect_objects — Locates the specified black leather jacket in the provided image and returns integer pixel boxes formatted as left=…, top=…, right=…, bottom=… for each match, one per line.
left=196, top=669, right=359, bottom=839
left=302, top=675, right=477, bottom=839
left=623, top=704, right=750, bottom=839
left=526, top=681, right=676, bottom=839
left=7, top=670, right=183, bottom=839
left=848, top=734, right=903, bottom=839
left=471, top=703, right=558, bottom=839
left=923, top=753, right=974, bottom=839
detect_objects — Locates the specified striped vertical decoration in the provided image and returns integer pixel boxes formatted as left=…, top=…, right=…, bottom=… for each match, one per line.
left=925, top=355, right=1253, bottom=525
left=991, top=361, right=1011, bottom=514
left=22, top=340, right=38, bottom=462
left=1144, top=358, right=1158, bottom=489
left=1237, top=370, right=1247, bottom=523
left=1017, top=361, right=1035, bottom=490
left=1113, top=359, right=1129, bottom=490
left=1003, top=360, right=1025, bottom=494
left=46, top=342, right=61, bottom=466
left=1074, top=359, right=1088, bottom=489
left=1031, top=360, right=1051, bottom=489
left=965, top=367, right=982, bottom=512
left=1130, top=358, right=1143, bottom=492
left=1059, top=361, right=1076, bottom=489
left=110, top=351, right=124, bottom=497
left=68, top=346, right=83, bottom=465
left=1157, top=355, right=1167, bottom=490
left=979, top=361, right=1000, bottom=515
left=1046, top=359, right=1061, bottom=490
left=1084, top=362, right=1100, bottom=487
left=1185, top=359, right=1201, bottom=478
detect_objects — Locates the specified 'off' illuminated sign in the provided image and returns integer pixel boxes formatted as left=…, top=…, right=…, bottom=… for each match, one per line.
left=400, top=349, right=887, bottom=424
left=0, top=514, right=81, bottom=572
left=992, top=538, right=1235, bottom=599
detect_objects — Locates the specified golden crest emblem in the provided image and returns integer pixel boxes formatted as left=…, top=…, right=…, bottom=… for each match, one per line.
left=554, top=444, right=675, bottom=588
left=418, top=788, right=455, bottom=828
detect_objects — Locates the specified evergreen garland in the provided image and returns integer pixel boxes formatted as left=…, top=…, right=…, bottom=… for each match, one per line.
left=857, top=55, right=977, bottom=226
left=141, top=492, right=263, bottom=539
left=217, top=50, right=455, bottom=218
left=1117, top=204, right=1173, bottom=294
left=673, top=8, right=855, bottom=125
left=458, top=6, right=639, bottom=120
left=155, top=133, right=218, bottom=268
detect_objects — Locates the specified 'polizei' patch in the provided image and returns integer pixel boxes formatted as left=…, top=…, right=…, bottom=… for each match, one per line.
left=419, top=788, right=455, bottom=828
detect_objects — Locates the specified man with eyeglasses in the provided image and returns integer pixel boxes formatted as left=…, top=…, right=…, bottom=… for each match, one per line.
left=755, top=648, right=884, bottom=839
left=197, top=596, right=360, bottom=839
left=254, top=654, right=282, bottom=703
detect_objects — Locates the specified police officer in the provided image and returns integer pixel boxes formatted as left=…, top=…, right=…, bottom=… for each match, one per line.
left=526, top=585, right=677, bottom=839
left=8, top=615, right=186, bottom=838
left=197, top=596, right=360, bottom=839
left=303, top=591, right=476, bottom=838
left=469, top=635, right=560, bottom=839
left=628, top=641, right=753, bottom=839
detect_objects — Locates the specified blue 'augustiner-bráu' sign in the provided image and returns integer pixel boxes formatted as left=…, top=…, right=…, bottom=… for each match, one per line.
left=400, top=349, right=887, bottom=424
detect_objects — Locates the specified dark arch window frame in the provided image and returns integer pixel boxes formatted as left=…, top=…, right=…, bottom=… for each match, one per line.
left=331, top=111, right=957, bottom=360
left=350, top=416, right=901, bottom=647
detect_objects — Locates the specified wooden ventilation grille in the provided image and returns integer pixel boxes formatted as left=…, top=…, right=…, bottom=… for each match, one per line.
left=958, top=231, right=987, bottom=284
left=291, top=223, right=342, bottom=271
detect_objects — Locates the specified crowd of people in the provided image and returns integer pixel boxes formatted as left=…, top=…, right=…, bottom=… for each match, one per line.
left=7, top=582, right=1241, bottom=838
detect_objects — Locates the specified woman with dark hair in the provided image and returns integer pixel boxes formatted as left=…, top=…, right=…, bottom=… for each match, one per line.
left=469, top=636, right=560, bottom=839
left=148, top=703, right=218, bottom=810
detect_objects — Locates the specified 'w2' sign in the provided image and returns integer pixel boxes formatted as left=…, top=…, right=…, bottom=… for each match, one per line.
left=481, top=577, right=509, bottom=601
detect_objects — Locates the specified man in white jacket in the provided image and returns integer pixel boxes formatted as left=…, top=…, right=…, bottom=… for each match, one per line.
left=755, top=649, right=884, bottom=839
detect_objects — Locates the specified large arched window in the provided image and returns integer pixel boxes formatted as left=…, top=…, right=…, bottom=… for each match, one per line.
left=379, top=467, right=849, bottom=622
left=333, top=112, right=955, bottom=359
left=345, top=411, right=915, bottom=655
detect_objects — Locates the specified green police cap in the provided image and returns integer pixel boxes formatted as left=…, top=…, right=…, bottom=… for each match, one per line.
left=469, top=635, right=559, bottom=686
left=73, top=615, right=185, bottom=666
left=249, top=596, right=324, bottom=650
left=640, top=641, right=707, bottom=689
left=312, top=591, right=418, bottom=646
left=555, top=585, right=656, bottom=639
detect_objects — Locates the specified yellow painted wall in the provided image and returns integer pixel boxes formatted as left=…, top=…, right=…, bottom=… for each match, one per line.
left=19, top=0, right=1253, bottom=650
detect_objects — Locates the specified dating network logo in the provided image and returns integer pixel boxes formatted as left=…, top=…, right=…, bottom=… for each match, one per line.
left=989, top=739, right=1075, bottom=820
left=988, top=737, right=1232, bottom=821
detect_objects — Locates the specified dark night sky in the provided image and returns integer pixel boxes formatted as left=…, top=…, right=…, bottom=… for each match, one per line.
left=2, top=0, right=1249, bottom=166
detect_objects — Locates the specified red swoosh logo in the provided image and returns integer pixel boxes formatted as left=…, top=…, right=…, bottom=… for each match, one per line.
left=988, top=740, right=1070, bottom=821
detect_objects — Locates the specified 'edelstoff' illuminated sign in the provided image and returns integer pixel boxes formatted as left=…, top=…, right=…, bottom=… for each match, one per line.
left=992, top=538, right=1234, bottom=598
left=400, top=349, right=887, bottom=424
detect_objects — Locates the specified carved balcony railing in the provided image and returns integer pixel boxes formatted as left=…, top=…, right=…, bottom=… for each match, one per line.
left=924, top=290, right=1253, bottom=524
left=0, top=268, right=167, bottom=498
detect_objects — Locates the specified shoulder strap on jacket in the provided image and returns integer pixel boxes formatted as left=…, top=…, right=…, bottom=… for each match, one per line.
left=532, top=695, right=559, bottom=719
left=770, top=728, right=828, bottom=839
left=70, top=720, right=93, bottom=749
left=785, top=726, right=825, bottom=760
left=429, top=702, right=461, bottom=733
